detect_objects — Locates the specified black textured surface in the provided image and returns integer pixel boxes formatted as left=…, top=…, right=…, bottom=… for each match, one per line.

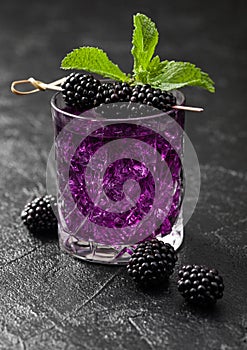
left=1, top=1, right=247, bottom=349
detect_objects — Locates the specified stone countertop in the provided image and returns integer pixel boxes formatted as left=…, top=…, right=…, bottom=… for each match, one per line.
left=0, top=1, right=246, bottom=349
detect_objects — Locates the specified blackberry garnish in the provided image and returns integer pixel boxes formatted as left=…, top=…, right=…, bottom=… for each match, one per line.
left=99, top=81, right=132, bottom=104
left=177, top=264, right=224, bottom=305
left=62, top=76, right=133, bottom=111
left=95, top=100, right=149, bottom=119
left=61, top=73, right=101, bottom=110
left=94, top=81, right=177, bottom=118
left=21, top=195, right=57, bottom=235
left=61, top=73, right=177, bottom=113
left=130, top=84, right=176, bottom=112
left=127, top=239, right=177, bottom=285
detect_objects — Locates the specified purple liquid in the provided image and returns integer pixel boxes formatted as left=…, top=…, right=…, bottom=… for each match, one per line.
left=52, top=93, right=185, bottom=247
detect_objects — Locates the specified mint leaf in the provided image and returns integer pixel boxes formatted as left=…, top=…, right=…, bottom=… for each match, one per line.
left=147, top=56, right=168, bottom=78
left=134, top=56, right=166, bottom=84
left=61, top=47, right=130, bottom=82
left=148, top=61, right=215, bottom=92
left=147, top=56, right=163, bottom=74
left=131, top=13, right=159, bottom=75
left=200, top=72, right=215, bottom=92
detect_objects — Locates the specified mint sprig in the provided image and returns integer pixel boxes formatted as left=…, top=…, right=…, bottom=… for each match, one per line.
left=61, top=47, right=130, bottom=83
left=61, top=14, right=215, bottom=93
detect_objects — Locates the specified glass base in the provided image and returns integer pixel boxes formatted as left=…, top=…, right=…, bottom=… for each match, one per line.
left=59, top=215, right=184, bottom=265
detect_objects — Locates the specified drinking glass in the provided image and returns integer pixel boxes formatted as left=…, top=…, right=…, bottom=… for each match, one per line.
left=50, top=91, right=185, bottom=264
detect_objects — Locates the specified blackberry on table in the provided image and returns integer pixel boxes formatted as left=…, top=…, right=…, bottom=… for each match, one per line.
left=21, top=195, right=57, bottom=235
left=127, top=239, right=177, bottom=285
left=61, top=73, right=101, bottom=110
left=177, top=264, right=224, bottom=305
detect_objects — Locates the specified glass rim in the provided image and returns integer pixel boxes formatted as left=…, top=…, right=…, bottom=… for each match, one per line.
left=51, top=90, right=185, bottom=122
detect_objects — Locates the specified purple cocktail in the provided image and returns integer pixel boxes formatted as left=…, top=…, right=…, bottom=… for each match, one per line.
left=51, top=91, right=185, bottom=264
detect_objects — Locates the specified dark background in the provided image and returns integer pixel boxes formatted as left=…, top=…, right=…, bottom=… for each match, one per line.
left=0, top=1, right=247, bottom=349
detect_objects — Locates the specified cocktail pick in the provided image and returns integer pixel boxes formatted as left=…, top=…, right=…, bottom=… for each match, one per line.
left=11, top=77, right=204, bottom=112
left=11, top=77, right=65, bottom=94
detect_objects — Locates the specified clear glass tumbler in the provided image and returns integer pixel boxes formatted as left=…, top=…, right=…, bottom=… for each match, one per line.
left=50, top=91, right=185, bottom=264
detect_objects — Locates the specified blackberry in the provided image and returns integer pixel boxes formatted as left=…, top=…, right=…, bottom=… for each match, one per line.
left=62, top=75, right=133, bottom=111
left=61, top=73, right=101, bottom=110
left=127, top=239, right=177, bottom=285
left=61, top=74, right=176, bottom=113
left=177, top=264, right=224, bottom=305
left=130, top=84, right=176, bottom=112
left=95, top=100, right=149, bottom=119
left=99, top=81, right=133, bottom=104
left=21, top=195, right=57, bottom=235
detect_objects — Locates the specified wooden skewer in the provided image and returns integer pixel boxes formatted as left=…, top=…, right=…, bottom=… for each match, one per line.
left=173, top=105, right=203, bottom=112
left=11, top=77, right=204, bottom=112
left=11, top=77, right=65, bottom=95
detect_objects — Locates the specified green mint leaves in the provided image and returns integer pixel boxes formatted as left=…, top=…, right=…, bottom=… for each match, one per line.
left=61, top=47, right=130, bottom=82
left=131, top=14, right=215, bottom=92
left=61, top=14, right=215, bottom=93
left=147, top=61, right=215, bottom=92
left=131, top=13, right=159, bottom=74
